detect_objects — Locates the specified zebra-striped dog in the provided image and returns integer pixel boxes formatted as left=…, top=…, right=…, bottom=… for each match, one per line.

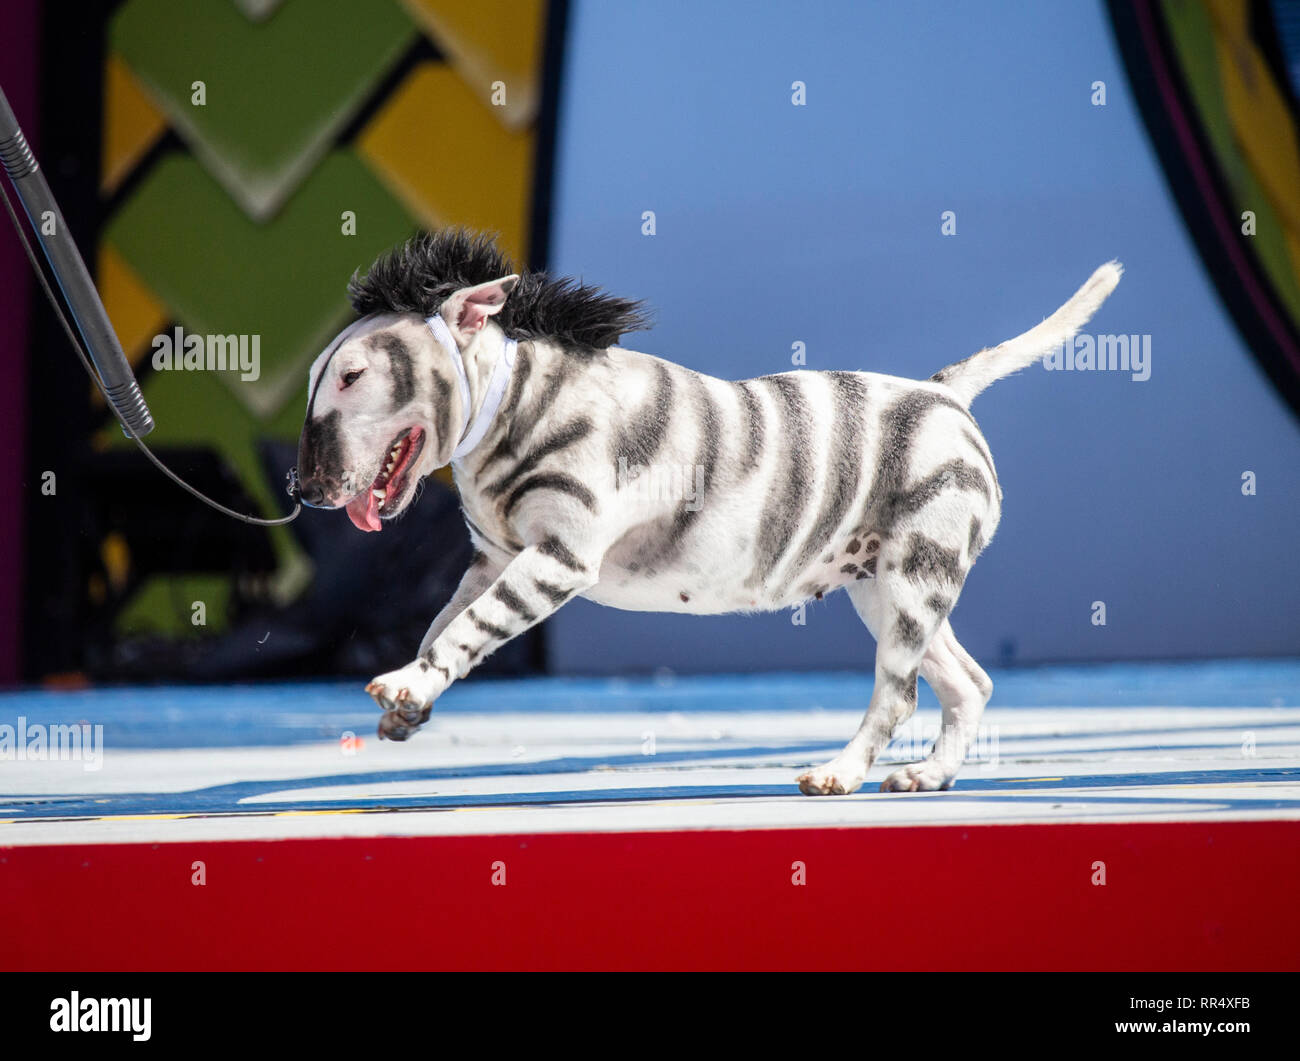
left=297, top=230, right=1121, bottom=794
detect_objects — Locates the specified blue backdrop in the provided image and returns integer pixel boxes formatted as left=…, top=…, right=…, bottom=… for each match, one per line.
left=544, top=0, right=1300, bottom=672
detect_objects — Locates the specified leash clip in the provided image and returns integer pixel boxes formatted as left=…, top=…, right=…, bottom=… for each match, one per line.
left=285, top=466, right=301, bottom=499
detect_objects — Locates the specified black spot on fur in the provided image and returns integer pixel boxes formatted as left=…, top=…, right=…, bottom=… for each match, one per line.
left=847, top=538, right=861, bottom=554
left=886, top=668, right=919, bottom=706
left=348, top=229, right=652, bottom=354
left=925, top=593, right=953, bottom=615
left=902, top=533, right=964, bottom=587
left=894, top=611, right=924, bottom=649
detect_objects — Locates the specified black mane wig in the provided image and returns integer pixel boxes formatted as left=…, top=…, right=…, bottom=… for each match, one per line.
left=347, top=229, right=652, bottom=354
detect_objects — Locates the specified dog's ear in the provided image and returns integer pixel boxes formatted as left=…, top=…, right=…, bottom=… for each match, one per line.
left=441, top=275, right=519, bottom=346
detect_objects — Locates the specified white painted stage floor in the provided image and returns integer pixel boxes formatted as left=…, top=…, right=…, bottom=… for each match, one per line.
left=2, top=663, right=1298, bottom=845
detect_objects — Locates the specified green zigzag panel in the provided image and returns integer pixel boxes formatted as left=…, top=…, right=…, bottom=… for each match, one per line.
left=110, top=0, right=418, bottom=220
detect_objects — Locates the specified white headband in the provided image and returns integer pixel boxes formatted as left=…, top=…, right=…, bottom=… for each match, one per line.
left=425, top=315, right=516, bottom=461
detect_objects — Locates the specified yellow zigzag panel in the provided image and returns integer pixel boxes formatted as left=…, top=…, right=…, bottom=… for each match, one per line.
left=101, top=52, right=168, bottom=195
left=358, top=63, right=534, bottom=262
left=400, top=0, right=545, bottom=131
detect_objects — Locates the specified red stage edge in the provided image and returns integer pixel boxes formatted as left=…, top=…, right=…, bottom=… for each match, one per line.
left=2, top=820, right=1296, bottom=970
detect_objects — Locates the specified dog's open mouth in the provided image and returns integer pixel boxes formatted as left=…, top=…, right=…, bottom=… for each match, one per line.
left=345, top=427, right=425, bottom=533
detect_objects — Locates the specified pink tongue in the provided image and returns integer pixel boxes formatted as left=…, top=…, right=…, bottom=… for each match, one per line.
left=346, top=490, right=382, bottom=532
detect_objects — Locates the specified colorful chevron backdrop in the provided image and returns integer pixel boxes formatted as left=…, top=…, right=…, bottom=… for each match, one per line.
left=92, top=0, right=551, bottom=639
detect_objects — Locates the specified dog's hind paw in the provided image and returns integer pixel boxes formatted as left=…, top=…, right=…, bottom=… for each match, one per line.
left=880, top=760, right=956, bottom=792
left=796, top=758, right=867, bottom=796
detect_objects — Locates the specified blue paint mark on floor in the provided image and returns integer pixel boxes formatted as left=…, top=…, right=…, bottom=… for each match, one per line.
left=3, top=750, right=1295, bottom=821
left=0, top=659, right=1297, bottom=748
left=3, top=663, right=1298, bottom=836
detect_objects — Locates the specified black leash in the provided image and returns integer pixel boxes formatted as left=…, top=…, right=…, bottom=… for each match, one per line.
left=0, top=175, right=301, bottom=526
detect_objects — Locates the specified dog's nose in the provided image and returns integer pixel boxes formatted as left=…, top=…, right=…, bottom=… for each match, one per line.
left=298, top=479, right=326, bottom=507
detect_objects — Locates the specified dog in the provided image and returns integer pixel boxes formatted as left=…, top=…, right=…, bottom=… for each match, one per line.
left=297, top=230, right=1121, bottom=794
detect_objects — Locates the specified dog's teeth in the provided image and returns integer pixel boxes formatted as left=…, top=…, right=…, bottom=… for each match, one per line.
left=386, top=461, right=395, bottom=473
left=373, top=488, right=386, bottom=499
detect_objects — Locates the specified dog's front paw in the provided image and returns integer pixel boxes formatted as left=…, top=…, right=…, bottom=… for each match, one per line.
left=366, top=661, right=445, bottom=741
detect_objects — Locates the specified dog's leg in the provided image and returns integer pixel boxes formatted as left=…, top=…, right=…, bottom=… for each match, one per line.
left=879, top=619, right=991, bottom=792
left=796, top=536, right=968, bottom=795
left=417, top=552, right=502, bottom=657
left=367, top=538, right=598, bottom=739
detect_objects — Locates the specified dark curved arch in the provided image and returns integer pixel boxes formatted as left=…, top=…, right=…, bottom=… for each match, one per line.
left=1107, top=0, right=1300, bottom=422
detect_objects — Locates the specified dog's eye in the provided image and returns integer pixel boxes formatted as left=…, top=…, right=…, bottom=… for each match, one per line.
left=341, top=369, right=365, bottom=388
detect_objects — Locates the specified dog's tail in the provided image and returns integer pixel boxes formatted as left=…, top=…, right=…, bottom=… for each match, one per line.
left=931, top=261, right=1123, bottom=407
